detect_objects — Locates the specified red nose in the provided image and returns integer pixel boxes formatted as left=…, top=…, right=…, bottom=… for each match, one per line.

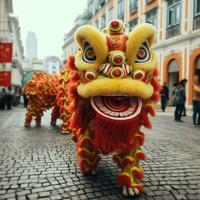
left=113, top=55, right=123, bottom=64
left=113, top=68, right=121, bottom=77
left=111, top=20, right=119, bottom=28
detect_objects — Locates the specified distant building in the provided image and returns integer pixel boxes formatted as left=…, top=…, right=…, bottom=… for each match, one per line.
left=44, top=56, right=62, bottom=74
left=22, top=58, right=44, bottom=74
left=26, top=31, right=38, bottom=60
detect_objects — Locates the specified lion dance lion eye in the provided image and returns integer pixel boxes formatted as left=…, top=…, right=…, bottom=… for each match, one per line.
left=135, top=42, right=151, bottom=63
left=85, top=70, right=97, bottom=81
left=82, top=42, right=96, bottom=63
left=132, top=69, right=145, bottom=80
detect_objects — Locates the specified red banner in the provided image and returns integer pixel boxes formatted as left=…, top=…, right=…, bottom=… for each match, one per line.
left=0, top=71, right=11, bottom=86
left=0, top=42, right=13, bottom=63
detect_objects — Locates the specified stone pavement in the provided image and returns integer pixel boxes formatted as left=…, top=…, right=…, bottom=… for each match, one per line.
left=0, top=108, right=200, bottom=200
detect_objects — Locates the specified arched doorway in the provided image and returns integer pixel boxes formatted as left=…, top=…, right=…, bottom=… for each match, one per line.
left=195, top=55, right=200, bottom=78
left=168, top=59, right=179, bottom=105
left=189, top=48, right=200, bottom=105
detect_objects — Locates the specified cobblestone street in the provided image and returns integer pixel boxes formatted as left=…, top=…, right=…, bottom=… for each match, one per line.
left=0, top=108, right=200, bottom=200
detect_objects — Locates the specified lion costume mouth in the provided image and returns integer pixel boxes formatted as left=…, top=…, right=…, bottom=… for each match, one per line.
left=90, top=96, right=142, bottom=121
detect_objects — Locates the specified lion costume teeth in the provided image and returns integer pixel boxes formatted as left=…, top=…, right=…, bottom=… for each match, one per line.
left=24, top=19, right=160, bottom=197
left=90, top=96, right=142, bottom=120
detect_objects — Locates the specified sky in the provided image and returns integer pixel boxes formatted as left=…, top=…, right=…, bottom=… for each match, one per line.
left=13, top=0, right=87, bottom=60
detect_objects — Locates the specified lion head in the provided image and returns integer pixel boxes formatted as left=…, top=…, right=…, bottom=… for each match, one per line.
left=67, top=20, right=160, bottom=153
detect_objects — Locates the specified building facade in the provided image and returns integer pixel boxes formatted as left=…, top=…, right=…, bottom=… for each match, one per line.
left=63, top=24, right=79, bottom=61
left=62, top=11, right=92, bottom=61
left=0, top=0, right=24, bottom=87
left=44, top=56, right=62, bottom=74
left=9, top=16, right=24, bottom=85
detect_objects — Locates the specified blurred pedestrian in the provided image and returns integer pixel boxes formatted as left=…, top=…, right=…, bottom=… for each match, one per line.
left=182, top=81, right=187, bottom=117
left=5, top=86, right=13, bottom=110
left=160, top=82, right=169, bottom=112
left=0, top=88, right=6, bottom=110
left=192, top=75, right=200, bottom=125
left=172, top=82, right=178, bottom=106
left=182, top=106, right=187, bottom=116
left=174, top=79, right=187, bottom=122
left=15, top=87, right=21, bottom=106
left=182, top=79, right=188, bottom=117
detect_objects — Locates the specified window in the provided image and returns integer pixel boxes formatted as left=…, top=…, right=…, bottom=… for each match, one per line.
left=129, top=0, right=138, bottom=12
left=99, top=15, right=106, bottom=30
left=194, top=0, right=200, bottom=29
left=194, top=0, right=200, bottom=16
left=99, top=0, right=105, bottom=8
left=117, top=0, right=124, bottom=21
left=129, top=18, right=138, bottom=31
left=146, top=8, right=157, bottom=28
left=167, top=0, right=181, bottom=27
left=166, top=0, right=181, bottom=38
left=145, top=0, right=155, bottom=4
left=107, top=7, right=114, bottom=24
left=94, top=20, right=98, bottom=29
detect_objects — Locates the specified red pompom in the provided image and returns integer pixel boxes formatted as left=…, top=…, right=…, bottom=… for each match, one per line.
left=133, top=170, right=144, bottom=180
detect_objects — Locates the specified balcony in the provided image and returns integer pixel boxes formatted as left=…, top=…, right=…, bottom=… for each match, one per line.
left=82, top=10, right=93, bottom=20
left=146, top=0, right=155, bottom=4
left=166, top=24, right=180, bottom=39
left=193, top=15, right=200, bottom=30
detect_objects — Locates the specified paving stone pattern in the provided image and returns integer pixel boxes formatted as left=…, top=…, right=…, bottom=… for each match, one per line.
left=0, top=108, right=200, bottom=200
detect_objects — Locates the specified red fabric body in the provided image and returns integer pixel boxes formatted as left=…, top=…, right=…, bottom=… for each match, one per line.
left=93, top=112, right=143, bottom=154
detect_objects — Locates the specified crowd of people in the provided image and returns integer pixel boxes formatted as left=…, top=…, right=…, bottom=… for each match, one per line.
left=160, top=76, right=200, bottom=125
left=0, top=86, right=28, bottom=110
left=1, top=77, right=200, bottom=126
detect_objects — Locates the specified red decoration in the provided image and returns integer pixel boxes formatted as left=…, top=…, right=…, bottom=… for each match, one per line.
left=107, top=35, right=128, bottom=52
left=0, top=71, right=11, bottom=86
left=111, top=20, right=119, bottom=27
left=0, top=42, right=13, bottom=63
left=113, top=68, right=121, bottom=77
left=113, top=55, right=123, bottom=64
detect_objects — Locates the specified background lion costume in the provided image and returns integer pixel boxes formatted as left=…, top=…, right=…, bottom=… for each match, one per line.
left=24, top=20, right=160, bottom=196
left=23, top=72, right=59, bottom=127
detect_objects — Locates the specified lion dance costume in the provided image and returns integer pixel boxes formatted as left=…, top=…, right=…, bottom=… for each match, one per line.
left=24, top=20, right=160, bottom=196
left=23, top=72, right=60, bottom=127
